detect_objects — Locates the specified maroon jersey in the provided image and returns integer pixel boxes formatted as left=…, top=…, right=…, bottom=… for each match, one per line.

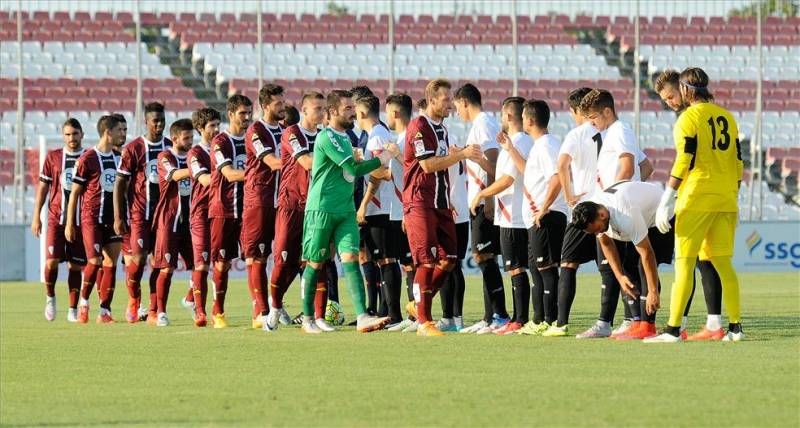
left=187, top=142, right=212, bottom=220
left=73, top=147, right=120, bottom=225
left=40, top=147, right=84, bottom=225
left=243, top=120, right=281, bottom=208
left=116, top=136, right=172, bottom=223
left=403, top=115, right=451, bottom=210
left=209, top=131, right=246, bottom=219
left=278, top=124, right=317, bottom=209
left=152, top=149, right=191, bottom=233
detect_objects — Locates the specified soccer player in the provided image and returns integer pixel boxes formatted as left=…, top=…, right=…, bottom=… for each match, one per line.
left=186, top=107, right=221, bottom=327
left=32, top=118, right=87, bottom=322
left=452, top=83, right=509, bottom=335
left=407, top=79, right=482, bottom=337
left=299, top=89, right=397, bottom=334
left=208, top=94, right=251, bottom=328
left=65, top=115, right=126, bottom=323
left=114, top=102, right=172, bottom=323
left=470, top=97, right=533, bottom=335
left=242, top=83, right=284, bottom=329
left=647, top=67, right=744, bottom=342
left=150, top=119, right=195, bottom=326
left=572, top=181, right=676, bottom=339
left=281, top=104, right=300, bottom=128
left=269, top=91, right=330, bottom=331
left=383, top=93, right=417, bottom=332
left=655, top=69, right=726, bottom=340
left=499, top=99, right=568, bottom=335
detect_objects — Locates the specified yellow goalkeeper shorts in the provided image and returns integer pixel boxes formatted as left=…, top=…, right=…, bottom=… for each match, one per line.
left=675, top=210, right=737, bottom=259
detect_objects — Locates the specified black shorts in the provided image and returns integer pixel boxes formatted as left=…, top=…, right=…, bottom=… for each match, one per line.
left=392, top=221, right=413, bottom=266
left=500, top=227, right=528, bottom=271
left=470, top=205, right=500, bottom=255
left=527, top=210, right=567, bottom=269
left=364, top=214, right=397, bottom=261
left=560, top=223, right=596, bottom=264
left=455, top=221, right=469, bottom=260
left=597, top=238, right=640, bottom=275
left=648, top=225, right=675, bottom=265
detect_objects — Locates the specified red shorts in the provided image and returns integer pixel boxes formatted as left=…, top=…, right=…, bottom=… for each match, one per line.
left=45, top=222, right=87, bottom=265
left=273, top=207, right=304, bottom=268
left=122, top=220, right=152, bottom=256
left=152, top=227, right=194, bottom=270
left=210, top=217, right=241, bottom=262
left=81, top=221, right=123, bottom=259
left=190, top=215, right=211, bottom=266
left=241, top=204, right=276, bottom=259
left=404, top=206, right=457, bottom=266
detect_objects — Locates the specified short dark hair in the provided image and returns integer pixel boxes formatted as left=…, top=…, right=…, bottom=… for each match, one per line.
left=416, top=98, right=427, bottom=111
left=258, top=83, right=284, bottom=108
left=169, top=118, right=194, bottom=138
left=571, top=201, right=601, bottom=231
left=62, top=118, right=83, bottom=132
left=523, top=99, right=550, bottom=129
left=111, top=113, right=126, bottom=123
left=654, top=69, right=680, bottom=93
left=191, top=107, right=221, bottom=131
left=502, top=96, right=525, bottom=123
left=356, top=95, right=380, bottom=118
left=567, top=87, right=593, bottom=111
left=144, top=101, right=165, bottom=116
left=580, top=89, right=616, bottom=115
left=386, top=93, right=413, bottom=119
left=350, top=85, right=373, bottom=101
left=301, top=91, right=325, bottom=105
left=454, top=83, right=482, bottom=107
left=97, top=115, right=122, bottom=137
left=227, top=94, right=252, bottom=113
left=283, top=105, right=300, bottom=126
left=327, top=89, right=353, bottom=114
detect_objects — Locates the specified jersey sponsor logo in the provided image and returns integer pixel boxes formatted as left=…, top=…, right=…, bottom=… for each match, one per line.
left=60, top=167, right=75, bottom=189
left=101, top=168, right=116, bottom=192
left=476, top=242, right=491, bottom=252
left=147, top=159, right=159, bottom=184
left=178, top=178, right=192, bottom=196
left=234, top=154, right=246, bottom=170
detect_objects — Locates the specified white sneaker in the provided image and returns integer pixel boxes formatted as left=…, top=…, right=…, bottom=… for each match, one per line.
left=137, top=306, right=149, bottom=321
left=315, top=318, right=336, bottom=332
left=722, top=331, right=745, bottom=342
left=302, top=320, right=322, bottom=334
left=387, top=319, right=414, bottom=332
left=278, top=307, right=292, bottom=325
left=436, top=317, right=457, bottom=332
left=180, top=297, right=196, bottom=320
left=401, top=320, right=418, bottom=333
left=265, top=307, right=280, bottom=331
left=611, top=319, right=633, bottom=336
left=356, top=315, right=390, bottom=333
left=67, top=308, right=78, bottom=323
left=156, top=312, right=170, bottom=327
left=460, top=320, right=488, bottom=334
left=643, top=332, right=682, bottom=343
left=576, top=322, right=612, bottom=339
left=44, top=297, right=56, bottom=321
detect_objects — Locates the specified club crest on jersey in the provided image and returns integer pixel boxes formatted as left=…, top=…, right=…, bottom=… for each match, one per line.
left=320, top=248, right=327, bottom=258
left=48, top=245, right=54, bottom=255
left=281, top=251, right=288, bottom=262
left=202, top=251, right=208, bottom=261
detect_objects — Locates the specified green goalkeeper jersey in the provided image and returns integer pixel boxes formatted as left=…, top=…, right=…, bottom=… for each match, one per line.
left=306, top=127, right=381, bottom=213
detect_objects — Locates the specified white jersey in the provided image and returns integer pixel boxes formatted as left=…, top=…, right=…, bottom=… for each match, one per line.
left=592, top=181, right=663, bottom=245
left=389, top=130, right=405, bottom=221
left=596, top=120, right=641, bottom=191
left=559, top=121, right=601, bottom=204
left=364, top=123, right=393, bottom=217
left=464, top=112, right=500, bottom=208
left=495, top=131, right=533, bottom=229
left=523, top=134, right=569, bottom=229
left=448, top=132, right=470, bottom=224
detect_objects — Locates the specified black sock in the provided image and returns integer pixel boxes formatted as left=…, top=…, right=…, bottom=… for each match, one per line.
left=698, top=260, right=722, bottom=315
left=557, top=267, right=577, bottom=326
left=326, top=262, right=339, bottom=303
left=478, top=262, right=493, bottom=322
left=665, top=325, right=681, bottom=337
left=529, top=268, right=544, bottom=324
left=380, top=262, right=403, bottom=323
left=540, top=267, right=559, bottom=324
left=479, top=259, right=508, bottom=319
left=378, top=280, right=388, bottom=317
left=683, top=270, right=697, bottom=317
left=623, top=292, right=633, bottom=320
left=624, top=266, right=641, bottom=320
left=599, top=268, right=620, bottom=324
left=439, top=270, right=455, bottom=319
left=452, top=265, right=465, bottom=318
left=405, top=268, right=415, bottom=303
left=728, top=323, right=742, bottom=333
left=362, top=262, right=379, bottom=314
left=511, top=272, right=530, bottom=324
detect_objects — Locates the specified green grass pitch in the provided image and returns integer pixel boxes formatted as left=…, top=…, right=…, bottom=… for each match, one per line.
left=1, top=272, right=798, bottom=427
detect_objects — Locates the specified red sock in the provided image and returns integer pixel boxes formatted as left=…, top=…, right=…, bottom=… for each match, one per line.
left=125, top=262, right=145, bottom=299
left=98, top=265, right=116, bottom=310
left=184, top=284, right=195, bottom=303
left=43, top=265, right=58, bottom=297
left=80, top=263, right=100, bottom=301
left=211, top=268, right=228, bottom=315
left=314, top=284, right=327, bottom=320
left=192, top=270, right=208, bottom=315
left=250, top=262, right=269, bottom=316
left=95, top=267, right=104, bottom=299
left=67, top=269, right=81, bottom=308
left=414, top=266, right=434, bottom=323
left=148, top=268, right=159, bottom=312
left=269, top=283, right=282, bottom=309
left=156, top=271, right=173, bottom=314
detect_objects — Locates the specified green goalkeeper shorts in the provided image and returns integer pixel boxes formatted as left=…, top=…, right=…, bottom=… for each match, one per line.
left=302, top=210, right=360, bottom=262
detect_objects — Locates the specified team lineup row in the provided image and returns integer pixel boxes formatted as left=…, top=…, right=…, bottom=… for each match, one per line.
left=32, top=66, right=744, bottom=341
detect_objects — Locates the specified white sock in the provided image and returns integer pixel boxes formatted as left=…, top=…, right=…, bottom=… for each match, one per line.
left=46, top=296, right=55, bottom=303
left=454, top=316, right=463, bottom=328
left=99, top=307, right=110, bottom=316
left=303, top=315, right=314, bottom=324
left=597, top=320, right=610, bottom=329
left=680, top=316, right=689, bottom=331
left=706, top=315, right=722, bottom=331
left=79, top=298, right=89, bottom=307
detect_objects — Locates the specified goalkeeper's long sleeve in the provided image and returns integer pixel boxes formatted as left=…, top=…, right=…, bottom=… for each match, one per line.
left=342, top=157, right=381, bottom=178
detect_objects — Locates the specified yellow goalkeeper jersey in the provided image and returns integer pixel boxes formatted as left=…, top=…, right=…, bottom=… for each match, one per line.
left=670, top=101, right=743, bottom=213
